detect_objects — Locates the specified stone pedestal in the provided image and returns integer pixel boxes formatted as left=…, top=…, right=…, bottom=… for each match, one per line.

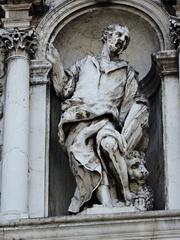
left=0, top=211, right=180, bottom=239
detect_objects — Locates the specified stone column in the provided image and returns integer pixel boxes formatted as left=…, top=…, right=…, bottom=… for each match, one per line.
left=155, top=50, right=180, bottom=210
left=29, top=60, right=51, bottom=218
left=0, top=28, right=37, bottom=220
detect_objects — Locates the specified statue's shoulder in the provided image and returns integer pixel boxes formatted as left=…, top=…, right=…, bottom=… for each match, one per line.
left=74, top=55, right=94, bottom=66
left=127, top=64, right=139, bottom=79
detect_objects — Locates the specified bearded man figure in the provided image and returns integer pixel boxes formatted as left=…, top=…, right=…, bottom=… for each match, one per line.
left=47, top=24, right=149, bottom=214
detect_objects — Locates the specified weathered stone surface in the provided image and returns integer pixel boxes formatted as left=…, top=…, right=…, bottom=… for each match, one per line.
left=1, top=211, right=180, bottom=239
left=55, top=8, right=160, bottom=80
left=0, top=1, right=179, bottom=232
left=47, top=23, right=152, bottom=214
left=43, top=0, right=170, bottom=216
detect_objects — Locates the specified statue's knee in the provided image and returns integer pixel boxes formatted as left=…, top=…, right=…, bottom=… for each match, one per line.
left=101, top=136, right=118, bottom=152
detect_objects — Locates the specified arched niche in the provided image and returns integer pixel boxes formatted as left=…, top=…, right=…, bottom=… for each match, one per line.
left=36, top=0, right=171, bottom=216
left=36, top=0, right=170, bottom=58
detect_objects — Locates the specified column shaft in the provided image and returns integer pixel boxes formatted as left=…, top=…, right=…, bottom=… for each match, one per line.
left=162, top=74, right=180, bottom=209
left=1, top=55, right=29, bottom=218
left=155, top=50, right=180, bottom=210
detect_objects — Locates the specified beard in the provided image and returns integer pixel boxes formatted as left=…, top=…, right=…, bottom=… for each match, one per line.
left=109, top=41, right=127, bottom=57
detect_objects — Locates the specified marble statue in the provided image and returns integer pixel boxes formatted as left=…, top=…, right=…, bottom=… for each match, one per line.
left=47, top=24, right=152, bottom=214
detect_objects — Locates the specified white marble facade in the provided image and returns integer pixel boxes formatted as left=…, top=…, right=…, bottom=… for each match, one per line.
left=0, top=0, right=179, bottom=238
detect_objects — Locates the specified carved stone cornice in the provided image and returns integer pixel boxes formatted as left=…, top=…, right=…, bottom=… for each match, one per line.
left=0, top=28, right=38, bottom=58
left=0, top=1, right=47, bottom=28
left=1, top=2, right=32, bottom=28
left=1, top=211, right=180, bottom=239
left=154, top=50, right=178, bottom=76
left=30, top=59, right=51, bottom=85
left=0, top=0, right=47, bottom=17
left=169, top=16, right=180, bottom=49
left=1, top=0, right=42, bottom=3
left=0, top=0, right=43, bottom=5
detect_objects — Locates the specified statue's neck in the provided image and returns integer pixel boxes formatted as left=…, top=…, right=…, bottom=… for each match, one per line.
left=101, top=45, right=110, bottom=60
left=101, top=44, right=121, bottom=62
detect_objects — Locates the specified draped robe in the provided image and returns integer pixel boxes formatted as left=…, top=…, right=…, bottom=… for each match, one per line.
left=57, top=56, right=149, bottom=213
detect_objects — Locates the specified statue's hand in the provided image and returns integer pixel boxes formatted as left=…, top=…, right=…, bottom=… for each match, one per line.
left=46, top=43, right=60, bottom=65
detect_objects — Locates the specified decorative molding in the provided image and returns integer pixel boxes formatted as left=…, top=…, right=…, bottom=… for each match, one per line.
left=30, top=59, right=51, bottom=85
left=1, top=211, right=180, bottom=239
left=1, top=3, right=32, bottom=28
left=0, top=0, right=43, bottom=5
left=0, top=28, right=38, bottom=58
left=0, top=1, right=48, bottom=19
left=154, top=50, right=178, bottom=76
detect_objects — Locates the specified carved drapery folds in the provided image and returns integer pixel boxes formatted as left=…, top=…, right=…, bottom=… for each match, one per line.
left=47, top=24, right=153, bottom=214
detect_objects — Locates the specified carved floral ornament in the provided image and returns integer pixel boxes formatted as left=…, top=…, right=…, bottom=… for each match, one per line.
left=0, top=27, right=38, bottom=57
left=169, top=16, right=180, bottom=49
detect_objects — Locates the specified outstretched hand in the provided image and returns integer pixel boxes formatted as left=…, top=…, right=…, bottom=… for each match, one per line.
left=46, top=43, right=60, bottom=64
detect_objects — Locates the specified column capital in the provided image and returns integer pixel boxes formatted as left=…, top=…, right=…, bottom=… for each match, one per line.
left=153, top=50, right=178, bottom=76
left=169, top=16, right=180, bottom=50
left=0, top=27, right=38, bottom=59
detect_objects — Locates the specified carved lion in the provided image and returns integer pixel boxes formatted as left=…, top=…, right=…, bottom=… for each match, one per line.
left=126, top=151, right=153, bottom=211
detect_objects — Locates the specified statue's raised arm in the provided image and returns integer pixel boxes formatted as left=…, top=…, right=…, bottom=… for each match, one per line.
left=47, top=43, right=78, bottom=99
left=46, top=43, right=67, bottom=97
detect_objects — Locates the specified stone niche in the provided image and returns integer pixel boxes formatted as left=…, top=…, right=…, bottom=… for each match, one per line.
left=49, top=7, right=164, bottom=216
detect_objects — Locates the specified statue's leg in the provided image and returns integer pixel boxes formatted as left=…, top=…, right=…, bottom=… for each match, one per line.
left=95, top=171, right=112, bottom=207
left=100, top=136, right=132, bottom=205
